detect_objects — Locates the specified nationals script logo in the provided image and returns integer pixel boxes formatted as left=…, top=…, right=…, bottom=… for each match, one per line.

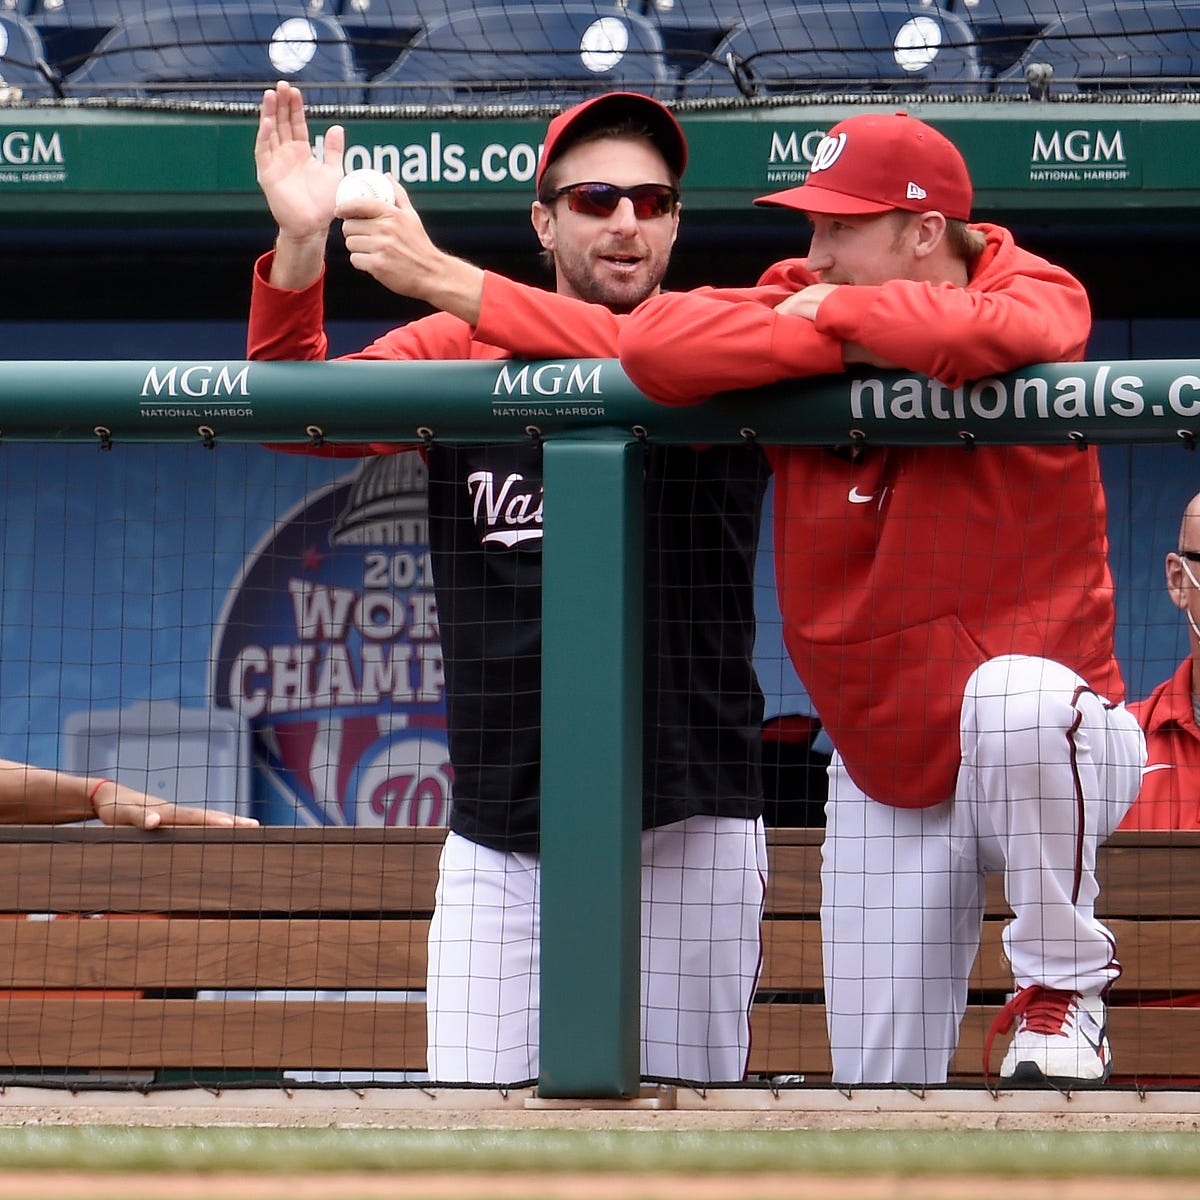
left=467, top=469, right=543, bottom=547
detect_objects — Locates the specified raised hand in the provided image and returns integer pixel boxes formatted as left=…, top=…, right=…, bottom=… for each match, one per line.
left=254, top=80, right=344, bottom=243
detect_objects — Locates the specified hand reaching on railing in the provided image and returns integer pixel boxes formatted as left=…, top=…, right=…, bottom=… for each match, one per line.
left=0, top=758, right=258, bottom=828
left=775, top=284, right=899, bottom=370
left=87, top=777, right=260, bottom=829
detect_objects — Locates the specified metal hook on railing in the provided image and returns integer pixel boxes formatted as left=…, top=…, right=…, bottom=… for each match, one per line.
left=958, top=429, right=977, bottom=452
left=305, top=424, right=325, bottom=449
left=1178, top=429, right=1197, bottom=452
left=93, top=425, right=112, bottom=452
left=198, top=425, right=216, bottom=450
left=1025, top=61, right=1054, bottom=102
left=727, top=51, right=759, bottom=98
left=1067, top=430, right=1087, bottom=451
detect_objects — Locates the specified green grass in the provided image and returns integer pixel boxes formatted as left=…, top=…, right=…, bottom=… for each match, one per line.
left=0, top=1127, right=1198, bottom=1177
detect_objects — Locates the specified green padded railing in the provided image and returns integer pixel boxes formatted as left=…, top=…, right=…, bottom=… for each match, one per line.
left=1, top=356, right=1195, bottom=1097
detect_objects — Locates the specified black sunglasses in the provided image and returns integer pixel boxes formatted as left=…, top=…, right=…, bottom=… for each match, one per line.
left=549, top=182, right=679, bottom=220
left=1179, top=550, right=1200, bottom=563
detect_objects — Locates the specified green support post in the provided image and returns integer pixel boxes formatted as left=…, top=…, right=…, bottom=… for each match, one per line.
left=537, top=434, right=644, bottom=1098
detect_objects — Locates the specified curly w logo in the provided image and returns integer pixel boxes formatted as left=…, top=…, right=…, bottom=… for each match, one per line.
left=809, top=132, right=847, bottom=174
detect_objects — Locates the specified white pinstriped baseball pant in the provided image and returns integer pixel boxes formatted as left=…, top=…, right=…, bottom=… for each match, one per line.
left=426, top=813, right=768, bottom=1086
left=822, top=654, right=1146, bottom=1085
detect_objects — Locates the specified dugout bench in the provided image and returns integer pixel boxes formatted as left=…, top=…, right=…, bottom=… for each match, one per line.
left=0, top=826, right=1196, bottom=1088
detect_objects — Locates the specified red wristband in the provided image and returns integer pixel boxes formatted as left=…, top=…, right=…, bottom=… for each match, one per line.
left=87, top=778, right=115, bottom=809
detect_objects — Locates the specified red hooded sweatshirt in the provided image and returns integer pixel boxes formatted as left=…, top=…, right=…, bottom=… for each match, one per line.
left=620, top=224, right=1124, bottom=807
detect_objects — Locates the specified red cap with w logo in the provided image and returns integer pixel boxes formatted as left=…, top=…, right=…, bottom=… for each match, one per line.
left=754, top=111, right=972, bottom=221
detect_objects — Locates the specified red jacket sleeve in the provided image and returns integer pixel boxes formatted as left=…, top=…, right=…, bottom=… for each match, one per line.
left=249, top=254, right=627, bottom=362
left=618, top=226, right=1092, bottom=405
left=618, top=279, right=847, bottom=407
left=248, top=250, right=477, bottom=456
left=813, top=224, right=1092, bottom=386
left=474, top=271, right=627, bottom=357
left=247, top=251, right=330, bottom=363
left=248, top=250, right=483, bottom=364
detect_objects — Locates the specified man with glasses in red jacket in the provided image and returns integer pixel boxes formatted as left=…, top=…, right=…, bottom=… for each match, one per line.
left=249, top=82, right=768, bottom=1087
left=1121, top=490, right=1200, bottom=830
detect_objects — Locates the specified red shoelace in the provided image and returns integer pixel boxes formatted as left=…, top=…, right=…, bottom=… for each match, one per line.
left=982, top=984, right=1073, bottom=1084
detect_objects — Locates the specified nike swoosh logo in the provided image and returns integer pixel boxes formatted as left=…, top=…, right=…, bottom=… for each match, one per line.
left=848, top=487, right=876, bottom=504
left=1079, top=1025, right=1108, bottom=1062
left=1141, top=763, right=1174, bottom=775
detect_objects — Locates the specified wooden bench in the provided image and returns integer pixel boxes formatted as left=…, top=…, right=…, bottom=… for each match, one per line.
left=0, top=826, right=1196, bottom=1087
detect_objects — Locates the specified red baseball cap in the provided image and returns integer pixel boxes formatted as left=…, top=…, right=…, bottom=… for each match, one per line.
left=536, top=91, right=688, bottom=189
left=754, top=112, right=972, bottom=221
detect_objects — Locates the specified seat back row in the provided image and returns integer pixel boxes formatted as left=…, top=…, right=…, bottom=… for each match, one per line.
left=1, top=1, right=1198, bottom=105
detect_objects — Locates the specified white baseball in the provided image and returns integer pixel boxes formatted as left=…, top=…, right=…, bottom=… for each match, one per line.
left=335, top=168, right=396, bottom=209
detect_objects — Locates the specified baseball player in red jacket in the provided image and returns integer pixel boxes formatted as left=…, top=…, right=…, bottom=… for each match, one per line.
left=250, top=83, right=768, bottom=1087
left=620, top=111, right=1147, bottom=1087
left=1120, top=489, right=1200, bottom=830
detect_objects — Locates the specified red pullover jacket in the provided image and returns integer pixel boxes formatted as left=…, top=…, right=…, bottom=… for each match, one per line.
left=620, top=224, right=1125, bottom=808
left=1120, top=657, right=1200, bottom=830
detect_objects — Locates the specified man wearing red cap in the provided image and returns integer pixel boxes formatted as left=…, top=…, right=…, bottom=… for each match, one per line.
left=249, top=82, right=768, bottom=1086
left=1119, top=489, right=1200, bottom=831
left=620, top=111, right=1146, bottom=1088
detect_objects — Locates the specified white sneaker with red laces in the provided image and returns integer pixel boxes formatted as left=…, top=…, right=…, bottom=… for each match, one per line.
left=997, top=985, right=1111, bottom=1085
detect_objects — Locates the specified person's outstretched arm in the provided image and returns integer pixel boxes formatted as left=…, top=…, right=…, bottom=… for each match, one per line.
left=0, top=759, right=259, bottom=828
left=619, top=282, right=846, bottom=406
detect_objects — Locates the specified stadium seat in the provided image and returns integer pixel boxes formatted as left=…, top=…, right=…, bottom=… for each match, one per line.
left=952, top=0, right=1091, bottom=74
left=993, top=1, right=1200, bottom=95
left=639, top=0, right=963, bottom=75
left=676, top=2, right=983, bottom=99
left=636, top=0, right=778, bottom=75
left=31, top=1, right=338, bottom=75
left=368, top=3, right=674, bottom=106
left=62, top=5, right=365, bottom=103
left=335, top=0, right=479, bottom=77
left=0, top=9, right=59, bottom=98
left=638, top=0, right=774, bottom=32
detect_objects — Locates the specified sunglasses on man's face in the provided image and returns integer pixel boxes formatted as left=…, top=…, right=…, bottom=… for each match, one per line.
left=549, top=182, right=679, bottom=220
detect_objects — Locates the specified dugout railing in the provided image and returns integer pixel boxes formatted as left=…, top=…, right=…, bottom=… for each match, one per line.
left=1, top=355, right=1198, bottom=1099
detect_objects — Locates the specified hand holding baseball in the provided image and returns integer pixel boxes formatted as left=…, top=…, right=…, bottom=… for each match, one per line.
left=335, top=168, right=398, bottom=214
left=339, top=175, right=486, bottom=325
left=339, top=175, right=443, bottom=295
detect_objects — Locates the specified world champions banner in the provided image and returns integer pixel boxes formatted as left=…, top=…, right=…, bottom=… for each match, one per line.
left=211, top=451, right=452, bottom=826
